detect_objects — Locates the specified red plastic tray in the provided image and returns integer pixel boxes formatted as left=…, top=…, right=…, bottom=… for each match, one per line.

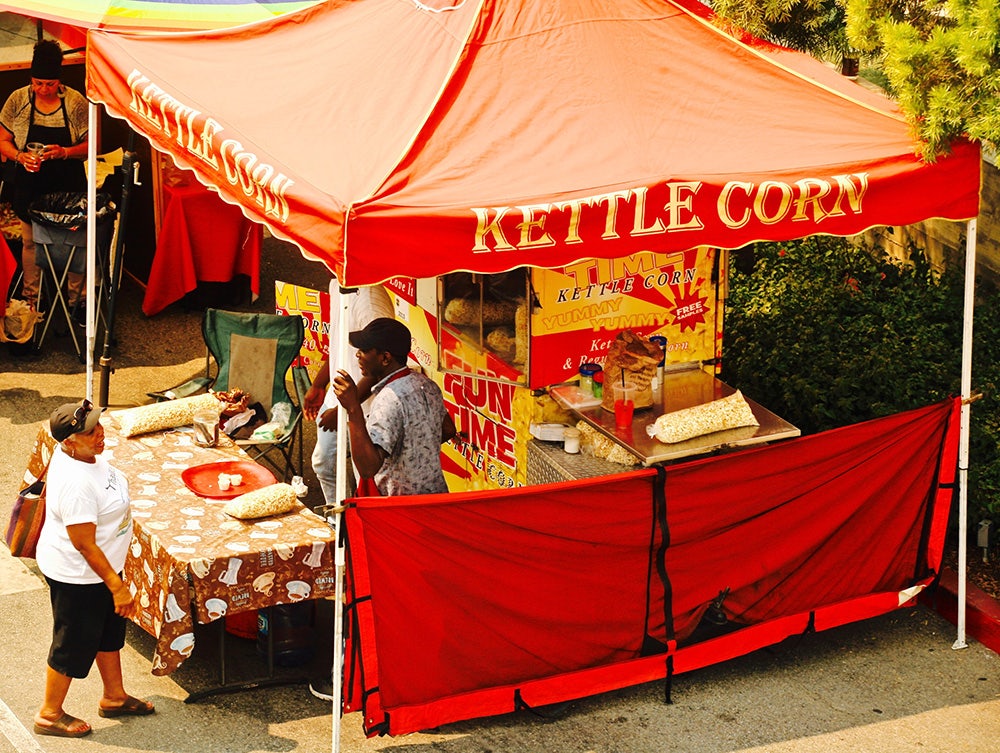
left=180, top=460, right=276, bottom=499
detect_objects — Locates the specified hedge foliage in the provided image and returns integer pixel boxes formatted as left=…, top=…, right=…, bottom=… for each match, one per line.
left=721, top=235, right=1000, bottom=523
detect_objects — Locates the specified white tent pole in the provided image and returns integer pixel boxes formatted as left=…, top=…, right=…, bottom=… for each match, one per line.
left=85, top=102, right=98, bottom=402
left=954, top=217, right=977, bottom=651
left=330, top=287, right=351, bottom=753
left=335, top=288, right=351, bottom=503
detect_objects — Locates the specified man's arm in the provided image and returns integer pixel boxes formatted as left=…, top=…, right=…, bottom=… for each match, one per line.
left=333, top=369, right=386, bottom=478
left=317, top=374, right=374, bottom=432
left=302, top=358, right=331, bottom=422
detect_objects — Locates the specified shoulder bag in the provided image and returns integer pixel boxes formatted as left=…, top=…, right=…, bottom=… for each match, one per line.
left=5, top=457, right=51, bottom=559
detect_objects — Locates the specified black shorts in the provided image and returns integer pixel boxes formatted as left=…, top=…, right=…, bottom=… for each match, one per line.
left=45, top=576, right=127, bottom=679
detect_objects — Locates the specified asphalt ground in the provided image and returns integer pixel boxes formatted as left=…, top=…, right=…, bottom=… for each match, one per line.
left=1, top=236, right=999, bottom=752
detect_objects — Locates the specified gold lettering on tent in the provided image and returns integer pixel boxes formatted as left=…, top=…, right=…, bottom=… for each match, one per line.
left=828, top=173, right=869, bottom=217
left=755, top=181, right=793, bottom=225
left=717, top=181, right=754, bottom=229
left=663, top=182, right=703, bottom=231
left=792, top=178, right=833, bottom=222
left=124, top=69, right=293, bottom=221
left=591, top=190, right=631, bottom=239
left=718, top=174, right=869, bottom=229
left=472, top=207, right=516, bottom=252
left=127, top=70, right=165, bottom=133
left=220, top=140, right=291, bottom=221
left=516, top=205, right=555, bottom=248
left=471, top=174, right=870, bottom=253
left=125, top=71, right=218, bottom=169
left=551, top=199, right=585, bottom=243
left=631, top=187, right=665, bottom=235
left=472, top=184, right=703, bottom=254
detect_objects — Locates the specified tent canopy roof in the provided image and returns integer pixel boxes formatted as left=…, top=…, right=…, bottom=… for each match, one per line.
left=86, top=0, right=981, bottom=285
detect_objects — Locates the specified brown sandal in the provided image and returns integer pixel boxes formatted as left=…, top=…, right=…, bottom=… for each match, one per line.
left=98, top=695, right=155, bottom=718
left=33, top=713, right=92, bottom=737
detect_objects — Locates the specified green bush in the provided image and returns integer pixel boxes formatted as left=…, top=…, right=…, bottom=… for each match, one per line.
left=721, top=235, right=1000, bottom=523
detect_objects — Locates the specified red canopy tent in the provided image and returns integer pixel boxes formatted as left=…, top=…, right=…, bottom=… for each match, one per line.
left=80, top=0, right=983, bottom=742
left=84, top=0, right=980, bottom=286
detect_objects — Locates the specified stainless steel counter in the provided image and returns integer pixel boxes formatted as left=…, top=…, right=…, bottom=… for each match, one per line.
left=526, top=439, right=637, bottom=485
left=553, top=366, right=799, bottom=466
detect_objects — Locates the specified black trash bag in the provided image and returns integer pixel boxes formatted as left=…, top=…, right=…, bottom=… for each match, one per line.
left=28, top=191, right=115, bottom=230
left=29, top=192, right=116, bottom=275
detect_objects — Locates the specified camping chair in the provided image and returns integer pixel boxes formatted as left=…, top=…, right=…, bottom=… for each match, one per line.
left=206, top=308, right=309, bottom=481
left=152, top=308, right=309, bottom=481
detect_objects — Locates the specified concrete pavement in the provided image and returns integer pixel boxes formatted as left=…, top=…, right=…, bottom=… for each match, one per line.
left=1, top=237, right=999, bottom=752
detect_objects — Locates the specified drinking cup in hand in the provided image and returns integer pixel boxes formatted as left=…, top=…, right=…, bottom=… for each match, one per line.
left=23, top=142, right=44, bottom=172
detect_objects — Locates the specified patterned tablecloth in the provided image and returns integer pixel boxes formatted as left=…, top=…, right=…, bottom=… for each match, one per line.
left=24, top=419, right=337, bottom=676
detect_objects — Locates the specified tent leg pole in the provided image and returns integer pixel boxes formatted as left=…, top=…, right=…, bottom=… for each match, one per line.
left=86, top=103, right=98, bottom=402
left=954, top=218, right=977, bottom=651
left=335, top=287, right=351, bottom=506
left=331, top=288, right=351, bottom=751
left=331, top=517, right=345, bottom=753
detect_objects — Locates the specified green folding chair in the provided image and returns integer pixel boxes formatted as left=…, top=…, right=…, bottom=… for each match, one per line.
left=150, top=308, right=309, bottom=481
left=202, top=308, right=309, bottom=481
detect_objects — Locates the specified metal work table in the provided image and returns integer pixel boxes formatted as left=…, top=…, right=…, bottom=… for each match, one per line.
left=552, top=366, right=800, bottom=466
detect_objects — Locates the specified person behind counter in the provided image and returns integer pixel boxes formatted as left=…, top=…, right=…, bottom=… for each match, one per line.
left=33, top=399, right=154, bottom=738
left=333, top=317, right=456, bottom=496
left=302, top=283, right=393, bottom=505
left=0, top=40, right=89, bottom=315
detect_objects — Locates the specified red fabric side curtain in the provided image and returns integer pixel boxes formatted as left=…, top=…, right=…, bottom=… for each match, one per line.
left=344, top=398, right=959, bottom=736
left=653, top=398, right=957, bottom=643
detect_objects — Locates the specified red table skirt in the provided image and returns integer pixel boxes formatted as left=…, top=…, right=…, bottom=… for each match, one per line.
left=143, top=181, right=261, bottom=316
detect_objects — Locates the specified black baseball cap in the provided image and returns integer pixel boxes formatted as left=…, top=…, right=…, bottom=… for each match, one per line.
left=50, top=399, right=102, bottom=442
left=349, top=318, right=411, bottom=363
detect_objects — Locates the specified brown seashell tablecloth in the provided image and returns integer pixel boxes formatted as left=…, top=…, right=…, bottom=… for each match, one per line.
left=24, top=418, right=337, bottom=676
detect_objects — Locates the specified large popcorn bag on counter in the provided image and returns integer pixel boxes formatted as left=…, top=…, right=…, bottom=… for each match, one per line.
left=113, top=393, right=224, bottom=437
left=600, top=330, right=663, bottom=412
left=646, top=390, right=759, bottom=444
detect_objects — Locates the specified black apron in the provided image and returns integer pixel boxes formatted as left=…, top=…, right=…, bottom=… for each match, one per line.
left=12, top=95, right=86, bottom=223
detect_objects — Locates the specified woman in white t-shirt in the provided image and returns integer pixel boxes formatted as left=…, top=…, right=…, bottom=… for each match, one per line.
left=32, top=399, right=154, bottom=738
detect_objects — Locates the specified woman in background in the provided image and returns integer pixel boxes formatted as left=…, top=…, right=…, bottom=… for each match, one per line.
left=0, top=39, right=89, bottom=315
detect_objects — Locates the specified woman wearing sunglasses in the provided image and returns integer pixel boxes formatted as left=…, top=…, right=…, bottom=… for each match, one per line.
left=32, top=399, right=154, bottom=738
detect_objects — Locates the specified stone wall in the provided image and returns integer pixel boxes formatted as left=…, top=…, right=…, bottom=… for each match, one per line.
left=865, top=157, right=1000, bottom=280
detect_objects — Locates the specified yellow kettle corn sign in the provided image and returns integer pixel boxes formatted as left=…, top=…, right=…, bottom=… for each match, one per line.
left=529, top=246, right=721, bottom=387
